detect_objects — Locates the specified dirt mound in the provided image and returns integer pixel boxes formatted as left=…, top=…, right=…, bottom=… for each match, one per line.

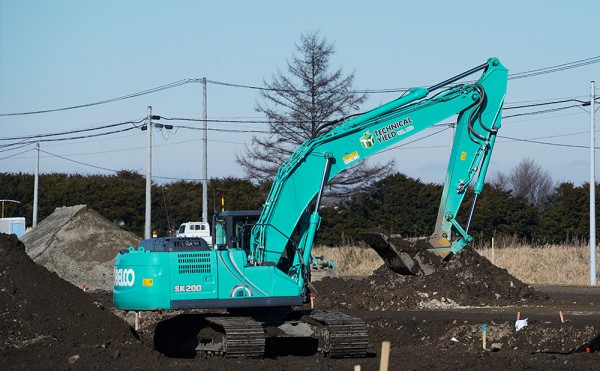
left=0, top=233, right=162, bottom=370
left=1, top=233, right=598, bottom=370
left=20, top=205, right=140, bottom=291
left=313, top=247, right=550, bottom=310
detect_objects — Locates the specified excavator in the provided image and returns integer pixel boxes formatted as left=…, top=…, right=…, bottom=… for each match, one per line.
left=114, top=57, right=508, bottom=358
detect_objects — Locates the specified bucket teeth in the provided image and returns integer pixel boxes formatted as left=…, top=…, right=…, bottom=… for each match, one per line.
left=360, top=231, right=445, bottom=276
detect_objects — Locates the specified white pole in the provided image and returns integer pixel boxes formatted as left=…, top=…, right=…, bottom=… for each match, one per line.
left=202, top=78, right=208, bottom=223
left=491, top=237, right=495, bottom=265
left=33, top=143, right=40, bottom=227
left=590, top=81, right=596, bottom=286
left=145, top=106, right=152, bottom=240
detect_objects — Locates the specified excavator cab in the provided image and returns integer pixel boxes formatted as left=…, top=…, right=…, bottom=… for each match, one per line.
left=212, top=210, right=260, bottom=253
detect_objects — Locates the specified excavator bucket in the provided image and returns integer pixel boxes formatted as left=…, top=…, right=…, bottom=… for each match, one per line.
left=360, top=231, right=450, bottom=276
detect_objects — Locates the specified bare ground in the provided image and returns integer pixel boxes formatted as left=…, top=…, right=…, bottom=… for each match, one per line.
left=1, top=233, right=598, bottom=370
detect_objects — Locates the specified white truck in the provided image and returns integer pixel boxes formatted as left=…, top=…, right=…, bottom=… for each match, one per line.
left=175, top=221, right=211, bottom=245
left=0, top=217, right=26, bottom=238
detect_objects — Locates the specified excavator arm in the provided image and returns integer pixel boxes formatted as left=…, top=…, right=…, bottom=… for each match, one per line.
left=250, top=58, right=507, bottom=279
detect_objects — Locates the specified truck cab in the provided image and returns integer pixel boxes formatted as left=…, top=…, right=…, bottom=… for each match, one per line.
left=175, top=221, right=211, bottom=245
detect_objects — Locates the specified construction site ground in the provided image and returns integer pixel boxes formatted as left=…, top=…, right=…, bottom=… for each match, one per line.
left=2, top=215, right=599, bottom=370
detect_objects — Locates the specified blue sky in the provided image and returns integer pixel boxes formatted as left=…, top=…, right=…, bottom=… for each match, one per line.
left=1, top=0, right=599, bottom=186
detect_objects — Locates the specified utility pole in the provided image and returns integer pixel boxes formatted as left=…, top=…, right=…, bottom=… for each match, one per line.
left=590, top=81, right=597, bottom=286
left=202, top=78, right=208, bottom=223
left=145, top=106, right=153, bottom=240
left=33, top=143, right=40, bottom=227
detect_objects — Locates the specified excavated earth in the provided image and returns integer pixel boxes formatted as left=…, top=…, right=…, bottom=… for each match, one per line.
left=1, top=232, right=599, bottom=370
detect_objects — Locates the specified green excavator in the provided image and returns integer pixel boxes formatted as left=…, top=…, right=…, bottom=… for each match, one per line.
left=114, top=58, right=508, bottom=358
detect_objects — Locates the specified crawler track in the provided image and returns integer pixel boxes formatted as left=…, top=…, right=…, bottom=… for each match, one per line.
left=198, top=310, right=368, bottom=358
left=307, top=310, right=369, bottom=358
left=203, top=317, right=265, bottom=358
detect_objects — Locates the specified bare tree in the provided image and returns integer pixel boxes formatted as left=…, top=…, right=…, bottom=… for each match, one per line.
left=491, top=158, right=555, bottom=206
left=237, top=31, right=392, bottom=196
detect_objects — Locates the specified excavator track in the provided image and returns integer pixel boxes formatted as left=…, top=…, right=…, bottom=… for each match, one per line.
left=306, top=310, right=369, bottom=358
left=199, top=316, right=266, bottom=358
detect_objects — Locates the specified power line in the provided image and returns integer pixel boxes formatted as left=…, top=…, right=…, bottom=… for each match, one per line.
left=0, top=142, right=32, bottom=154
left=0, top=81, right=190, bottom=117
left=40, top=149, right=118, bottom=173
left=508, top=55, right=600, bottom=80
left=0, top=147, right=34, bottom=160
left=39, top=148, right=209, bottom=182
left=2, top=56, right=599, bottom=116
left=503, top=104, right=585, bottom=119
left=1, top=93, right=596, bottom=153
left=0, top=126, right=139, bottom=149
left=0, top=99, right=591, bottom=152
left=499, top=135, right=600, bottom=149
left=0, top=118, right=145, bottom=141
left=206, top=56, right=600, bottom=93
left=503, top=98, right=592, bottom=110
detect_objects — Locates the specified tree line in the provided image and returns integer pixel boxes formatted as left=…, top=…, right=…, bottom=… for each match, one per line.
left=1, top=170, right=597, bottom=246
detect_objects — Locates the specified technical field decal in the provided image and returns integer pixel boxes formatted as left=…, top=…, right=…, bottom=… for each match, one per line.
left=360, top=117, right=414, bottom=148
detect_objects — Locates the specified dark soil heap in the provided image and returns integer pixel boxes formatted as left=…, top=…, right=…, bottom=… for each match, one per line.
left=0, top=233, right=160, bottom=370
left=0, top=233, right=597, bottom=370
left=313, top=247, right=550, bottom=311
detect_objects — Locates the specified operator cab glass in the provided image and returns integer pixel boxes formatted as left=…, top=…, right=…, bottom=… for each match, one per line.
left=211, top=211, right=260, bottom=255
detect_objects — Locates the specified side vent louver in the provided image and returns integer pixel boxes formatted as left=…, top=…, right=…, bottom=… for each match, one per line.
left=177, top=252, right=212, bottom=274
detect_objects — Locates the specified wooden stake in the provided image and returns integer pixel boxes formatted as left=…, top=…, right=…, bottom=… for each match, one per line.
left=354, top=365, right=361, bottom=371
left=379, top=341, right=390, bottom=371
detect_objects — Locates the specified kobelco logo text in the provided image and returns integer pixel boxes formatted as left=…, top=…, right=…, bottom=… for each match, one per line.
left=114, top=268, right=135, bottom=287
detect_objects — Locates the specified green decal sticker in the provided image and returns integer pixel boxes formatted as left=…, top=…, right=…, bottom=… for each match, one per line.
left=360, top=131, right=375, bottom=149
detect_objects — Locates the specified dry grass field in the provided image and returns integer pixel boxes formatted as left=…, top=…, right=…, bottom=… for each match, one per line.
left=313, top=243, right=600, bottom=285
left=478, top=244, right=600, bottom=286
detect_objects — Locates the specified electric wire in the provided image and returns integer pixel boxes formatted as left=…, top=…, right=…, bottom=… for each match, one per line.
left=38, top=148, right=209, bottom=181
left=498, top=135, right=600, bottom=149
left=40, top=149, right=118, bottom=173
left=0, top=81, right=189, bottom=117
left=508, top=55, right=600, bottom=80
left=0, top=118, right=145, bottom=141
left=1, top=56, right=598, bottom=116
left=0, top=96, right=595, bottom=155
left=0, top=147, right=34, bottom=160
left=0, top=126, right=139, bottom=149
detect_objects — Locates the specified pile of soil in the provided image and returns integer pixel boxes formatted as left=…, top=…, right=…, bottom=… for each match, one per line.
left=313, top=247, right=549, bottom=310
left=21, top=205, right=140, bottom=291
left=0, top=233, right=161, bottom=370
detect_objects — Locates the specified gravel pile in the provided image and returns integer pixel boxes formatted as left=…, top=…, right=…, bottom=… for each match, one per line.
left=20, top=205, right=140, bottom=291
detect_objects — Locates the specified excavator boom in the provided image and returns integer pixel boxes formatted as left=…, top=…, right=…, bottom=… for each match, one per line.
left=251, top=58, right=507, bottom=277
